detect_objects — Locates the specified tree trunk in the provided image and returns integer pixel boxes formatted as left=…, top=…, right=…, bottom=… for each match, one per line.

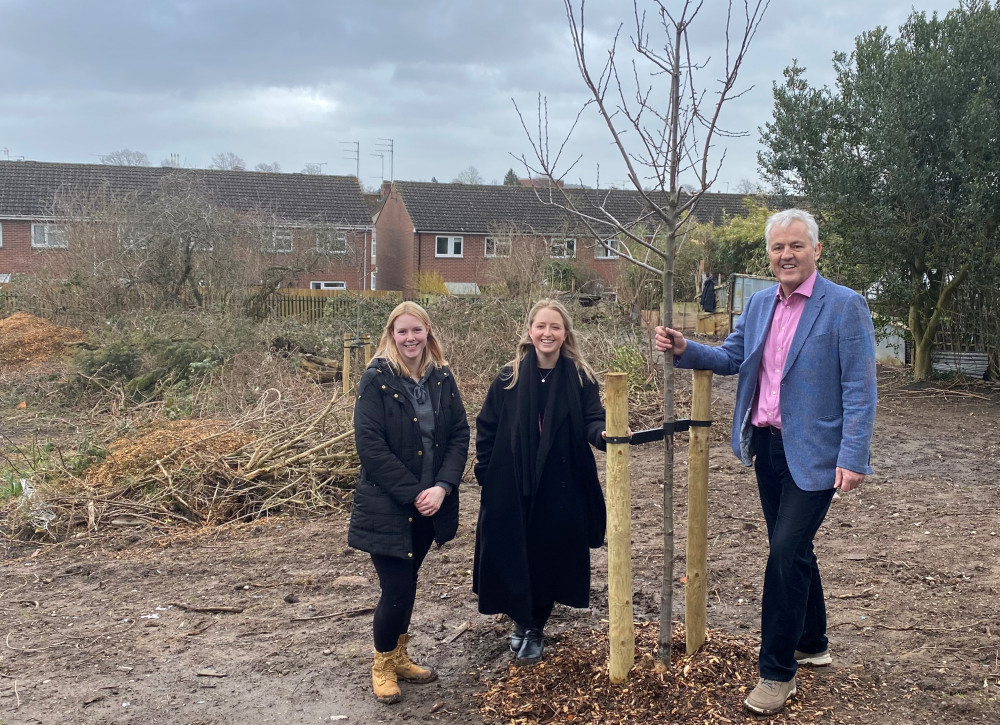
left=658, top=265, right=675, bottom=663
left=912, top=337, right=933, bottom=381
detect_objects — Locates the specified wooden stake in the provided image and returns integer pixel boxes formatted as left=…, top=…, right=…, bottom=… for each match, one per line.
left=343, top=332, right=352, bottom=396
left=605, top=372, right=635, bottom=683
left=685, top=369, right=713, bottom=654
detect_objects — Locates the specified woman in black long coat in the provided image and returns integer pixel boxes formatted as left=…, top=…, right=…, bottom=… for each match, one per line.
left=473, top=299, right=606, bottom=664
left=349, top=301, right=469, bottom=704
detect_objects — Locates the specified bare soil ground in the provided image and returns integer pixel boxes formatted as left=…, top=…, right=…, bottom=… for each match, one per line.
left=2, top=368, right=999, bottom=724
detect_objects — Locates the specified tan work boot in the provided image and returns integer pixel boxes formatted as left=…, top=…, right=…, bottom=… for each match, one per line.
left=744, top=677, right=796, bottom=715
left=371, top=649, right=402, bottom=704
left=394, top=634, right=438, bottom=683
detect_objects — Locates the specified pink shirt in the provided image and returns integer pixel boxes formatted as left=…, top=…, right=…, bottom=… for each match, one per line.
left=751, top=271, right=818, bottom=430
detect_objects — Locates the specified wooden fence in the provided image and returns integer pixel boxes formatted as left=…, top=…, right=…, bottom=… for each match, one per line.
left=0, top=287, right=401, bottom=324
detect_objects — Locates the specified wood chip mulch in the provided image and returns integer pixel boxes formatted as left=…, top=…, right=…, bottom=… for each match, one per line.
left=0, top=312, right=85, bottom=365
left=83, top=418, right=252, bottom=488
left=479, top=623, right=882, bottom=724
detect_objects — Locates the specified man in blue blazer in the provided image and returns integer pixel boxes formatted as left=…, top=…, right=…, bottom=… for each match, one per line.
left=656, top=208, right=877, bottom=715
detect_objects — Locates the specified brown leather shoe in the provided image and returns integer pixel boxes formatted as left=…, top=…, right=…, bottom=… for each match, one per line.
left=393, top=634, right=437, bottom=683
left=371, top=649, right=401, bottom=704
left=744, top=677, right=796, bottom=715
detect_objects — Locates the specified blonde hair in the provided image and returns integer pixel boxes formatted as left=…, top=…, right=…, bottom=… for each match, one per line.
left=373, top=301, right=446, bottom=378
left=504, top=298, right=596, bottom=389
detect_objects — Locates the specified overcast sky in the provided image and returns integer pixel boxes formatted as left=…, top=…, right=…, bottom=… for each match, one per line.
left=0, top=0, right=964, bottom=191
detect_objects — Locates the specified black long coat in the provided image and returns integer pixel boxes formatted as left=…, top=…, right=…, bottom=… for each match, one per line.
left=348, top=358, right=470, bottom=559
left=473, top=352, right=606, bottom=626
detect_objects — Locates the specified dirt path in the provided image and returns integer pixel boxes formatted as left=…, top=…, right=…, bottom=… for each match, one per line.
left=1, top=370, right=999, bottom=724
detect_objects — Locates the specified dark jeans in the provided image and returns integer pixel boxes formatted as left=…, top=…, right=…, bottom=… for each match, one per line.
left=754, top=427, right=835, bottom=682
left=370, top=515, right=435, bottom=653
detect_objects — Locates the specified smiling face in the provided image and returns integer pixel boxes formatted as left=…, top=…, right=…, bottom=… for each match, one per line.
left=392, top=313, right=428, bottom=374
left=529, top=307, right=567, bottom=367
left=768, top=219, right=822, bottom=297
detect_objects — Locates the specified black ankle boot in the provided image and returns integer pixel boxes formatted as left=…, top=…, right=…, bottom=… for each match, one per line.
left=515, top=629, right=544, bottom=664
left=509, top=623, right=526, bottom=653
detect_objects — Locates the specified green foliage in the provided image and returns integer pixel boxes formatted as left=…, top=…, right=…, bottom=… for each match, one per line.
left=62, top=439, right=108, bottom=476
left=760, top=2, right=1000, bottom=378
left=701, top=199, right=775, bottom=278
left=544, top=260, right=592, bottom=292
left=77, top=342, right=143, bottom=382
left=65, top=313, right=238, bottom=402
left=503, top=168, right=521, bottom=185
left=610, top=344, right=655, bottom=392
left=0, top=471, right=25, bottom=502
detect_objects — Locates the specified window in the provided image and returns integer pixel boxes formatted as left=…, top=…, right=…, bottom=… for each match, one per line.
left=0, top=273, right=10, bottom=284
left=316, top=230, right=348, bottom=254
left=435, top=235, right=463, bottom=257
left=263, top=228, right=293, bottom=253
left=310, top=281, right=346, bottom=290
left=595, top=239, right=619, bottom=259
left=484, top=236, right=510, bottom=258
left=370, top=270, right=377, bottom=290
left=371, top=231, right=377, bottom=264
left=550, top=238, right=576, bottom=258
left=31, top=223, right=68, bottom=249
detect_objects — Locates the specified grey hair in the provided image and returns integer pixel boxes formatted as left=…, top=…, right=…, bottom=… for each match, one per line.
left=765, top=208, right=819, bottom=249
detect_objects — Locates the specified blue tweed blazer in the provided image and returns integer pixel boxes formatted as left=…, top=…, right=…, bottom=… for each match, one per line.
left=675, top=274, right=877, bottom=491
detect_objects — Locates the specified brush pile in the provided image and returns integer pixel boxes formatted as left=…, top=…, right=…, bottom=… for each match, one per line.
left=9, top=391, right=359, bottom=540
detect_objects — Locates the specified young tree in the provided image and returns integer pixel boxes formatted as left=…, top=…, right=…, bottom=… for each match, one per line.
left=209, top=152, right=247, bottom=171
left=516, top=0, right=769, bottom=663
left=100, top=149, right=150, bottom=166
left=760, top=2, right=1000, bottom=380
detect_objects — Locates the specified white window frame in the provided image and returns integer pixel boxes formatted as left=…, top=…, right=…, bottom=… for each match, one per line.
left=435, top=235, right=463, bottom=258
left=484, top=236, right=511, bottom=258
left=263, top=227, right=293, bottom=253
left=370, top=270, right=377, bottom=290
left=316, top=229, right=348, bottom=254
left=371, top=231, right=377, bottom=264
left=550, top=237, right=576, bottom=259
left=0, top=273, right=11, bottom=283
left=595, top=238, right=619, bottom=259
left=31, top=223, right=69, bottom=249
left=310, top=280, right=347, bottom=290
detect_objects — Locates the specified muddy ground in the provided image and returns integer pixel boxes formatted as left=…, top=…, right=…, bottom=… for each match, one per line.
left=1, top=368, right=999, bottom=724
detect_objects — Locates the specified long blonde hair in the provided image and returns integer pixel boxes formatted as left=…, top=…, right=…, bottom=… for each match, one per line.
left=504, top=298, right=596, bottom=389
left=373, top=301, right=446, bottom=378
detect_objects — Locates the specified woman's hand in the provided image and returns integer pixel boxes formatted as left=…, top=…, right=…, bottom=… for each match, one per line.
left=601, top=427, right=633, bottom=440
left=414, top=485, right=447, bottom=517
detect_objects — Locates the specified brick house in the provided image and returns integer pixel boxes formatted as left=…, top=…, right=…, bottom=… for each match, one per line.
left=0, top=160, right=374, bottom=290
left=373, top=180, right=758, bottom=295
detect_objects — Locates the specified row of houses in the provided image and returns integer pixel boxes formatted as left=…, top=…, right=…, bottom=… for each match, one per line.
left=0, top=160, right=756, bottom=296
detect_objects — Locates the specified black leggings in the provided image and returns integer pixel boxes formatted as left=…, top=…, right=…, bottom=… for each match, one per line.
left=370, top=516, right=435, bottom=653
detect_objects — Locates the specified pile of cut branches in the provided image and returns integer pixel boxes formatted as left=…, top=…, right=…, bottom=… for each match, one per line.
left=7, top=390, right=359, bottom=540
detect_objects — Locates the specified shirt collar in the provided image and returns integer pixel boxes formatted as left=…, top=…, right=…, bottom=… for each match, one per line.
left=776, top=270, right=818, bottom=302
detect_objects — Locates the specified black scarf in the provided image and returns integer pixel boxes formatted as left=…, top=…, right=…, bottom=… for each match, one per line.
left=511, top=348, right=580, bottom=498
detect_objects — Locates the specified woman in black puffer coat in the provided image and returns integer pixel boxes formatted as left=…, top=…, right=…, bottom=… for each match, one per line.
left=348, top=301, right=469, bottom=705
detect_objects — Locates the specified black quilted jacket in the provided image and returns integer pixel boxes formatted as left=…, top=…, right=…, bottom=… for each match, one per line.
left=348, top=358, right=469, bottom=559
